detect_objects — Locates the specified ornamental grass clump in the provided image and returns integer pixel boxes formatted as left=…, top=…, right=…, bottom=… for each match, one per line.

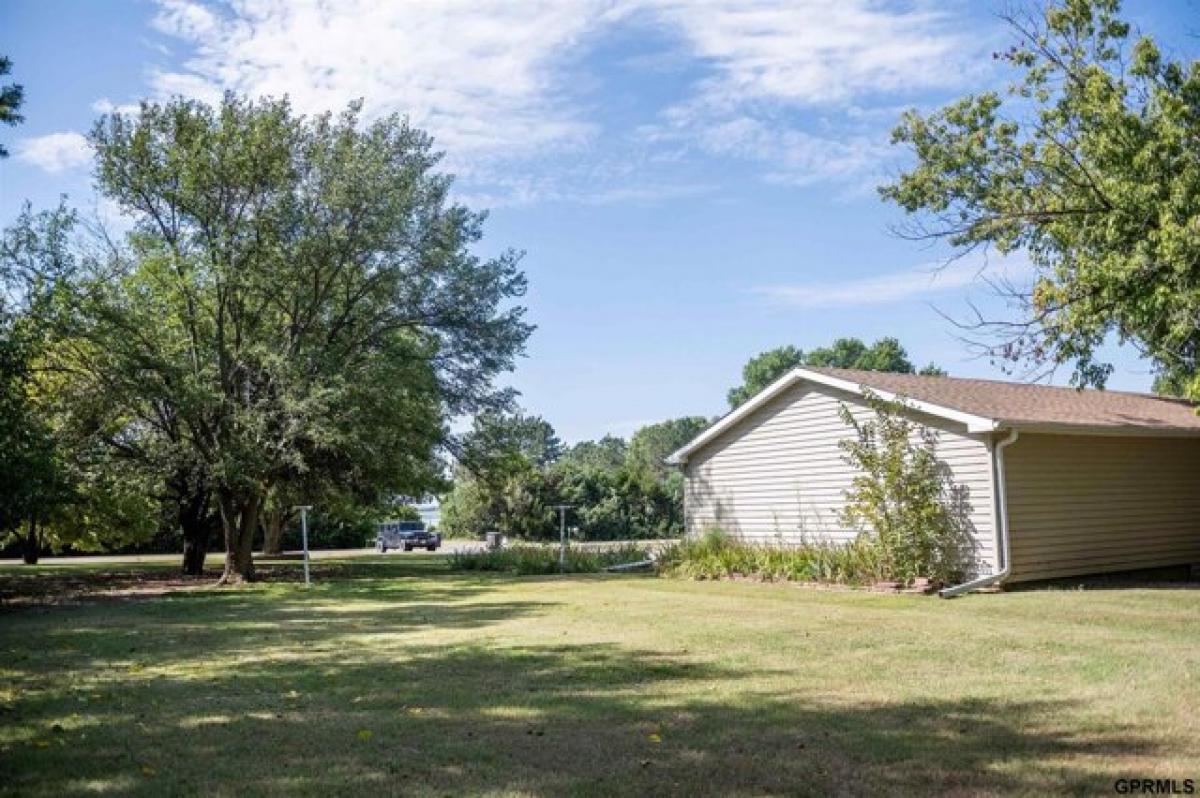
left=448, top=543, right=650, bottom=575
left=656, top=529, right=883, bottom=585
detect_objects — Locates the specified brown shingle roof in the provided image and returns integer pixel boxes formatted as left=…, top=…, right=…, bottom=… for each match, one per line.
left=806, top=366, right=1200, bottom=434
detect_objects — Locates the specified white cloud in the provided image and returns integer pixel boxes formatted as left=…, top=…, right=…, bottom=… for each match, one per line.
left=149, top=0, right=609, bottom=158
left=754, top=255, right=1034, bottom=310
left=637, top=0, right=987, bottom=189
left=143, top=0, right=988, bottom=198
left=647, top=0, right=976, bottom=108
left=14, top=132, right=93, bottom=174
left=92, top=98, right=142, bottom=116
left=690, top=114, right=890, bottom=187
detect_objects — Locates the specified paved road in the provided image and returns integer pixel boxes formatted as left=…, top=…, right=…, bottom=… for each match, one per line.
left=0, top=542, right=484, bottom=567
left=0, top=538, right=669, bottom=567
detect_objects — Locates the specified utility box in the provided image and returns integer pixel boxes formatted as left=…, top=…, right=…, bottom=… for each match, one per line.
left=485, top=531, right=504, bottom=550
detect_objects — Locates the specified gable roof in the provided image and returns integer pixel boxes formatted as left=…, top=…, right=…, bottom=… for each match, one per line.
left=667, top=366, right=1200, bottom=465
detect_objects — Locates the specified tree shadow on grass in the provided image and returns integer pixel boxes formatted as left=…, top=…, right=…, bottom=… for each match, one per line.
left=0, top=555, right=469, bottom=609
left=1, top=612, right=1174, bottom=796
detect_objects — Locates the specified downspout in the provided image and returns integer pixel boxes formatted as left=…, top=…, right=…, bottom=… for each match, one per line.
left=939, top=428, right=1020, bottom=598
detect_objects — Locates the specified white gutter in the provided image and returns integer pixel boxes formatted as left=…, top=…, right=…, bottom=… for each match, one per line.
left=939, top=428, right=1020, bottom=598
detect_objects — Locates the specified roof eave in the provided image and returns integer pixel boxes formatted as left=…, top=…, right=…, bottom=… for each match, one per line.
left=666, top=367, right=1000, bottom=465
left=999, top=420, right=1200, bottom=438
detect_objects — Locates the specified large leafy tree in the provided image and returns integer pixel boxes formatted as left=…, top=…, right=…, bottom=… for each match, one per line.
left=0, top=55, right=22, bottom=157
left=882, top=0, right=1200, bottom=395
left=442, top=415, right=692, bottom=541
left=444, top=412, right=561, bottom=538
left=728, top=337, right=942, bottom=407
left=625, top=416, right=710, bottom=481
left=0, top=314, right=62, bottom=563
left=0, top=205, right=157, bottom=563
left=459, top=412, right=563, bottom=476
left=727, top=345, right=805, bottom=407
left=46, top=95, right=530, bottom=583
left=807, top=337, right=912, bottom=373
left=555, top=435, right=628, bottom=472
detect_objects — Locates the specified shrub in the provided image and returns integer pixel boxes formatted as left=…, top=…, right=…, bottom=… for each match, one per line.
left=448, top=543, right=651, bottom=575
left=838, top=391, right=973, bottom=585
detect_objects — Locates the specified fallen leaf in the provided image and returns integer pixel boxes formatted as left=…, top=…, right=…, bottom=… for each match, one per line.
left=357, top=729, right=373, bottom=741
left=33, top=740, right=49, bottom=749
left=140, top=765, right=156, bottom=777
left=647, top=733, right=662, bottom=743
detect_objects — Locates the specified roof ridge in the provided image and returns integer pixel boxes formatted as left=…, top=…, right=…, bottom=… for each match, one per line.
left=804, top=365, right=1187, bottom=404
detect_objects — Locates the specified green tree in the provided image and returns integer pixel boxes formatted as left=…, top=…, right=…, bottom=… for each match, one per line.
left=728, top=338, right=939, bottom=407
left=806, top=337, right=915, bottom=373
left=1, top=206, right=74, bottom=563
left=881, top=0, right=1200, bottom=396
left=444, top=412, right=561, bottom=538
left=625, top=417, right=710, bottom=481
left=727, top=345, right=805, bottom=407
left=0, top=320, right=63, bottom=563
left=44, top=95, right=529, bottom=583
left=555, top=435, right=627, bottom=472
left=439, top=475, right=490, bottom=539
left=0, top=205, right=158, bottom=563
left=0, top=56, right=22, bottom=157
left=459, top=412, right=563, bottom=476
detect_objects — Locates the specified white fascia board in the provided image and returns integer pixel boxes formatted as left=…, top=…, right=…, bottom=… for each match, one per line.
left=665, top=367, right=999, bottom=465
left=665, top=367, right=804, bottom=465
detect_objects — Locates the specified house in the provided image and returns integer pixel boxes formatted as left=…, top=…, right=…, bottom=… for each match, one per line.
left=667, top=366, right=1200, bottom=592
left=415, top=498, right=440, bottom=530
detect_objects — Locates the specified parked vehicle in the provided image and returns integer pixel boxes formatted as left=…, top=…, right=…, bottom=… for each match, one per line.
left=376, top=521, right=441, bottom=552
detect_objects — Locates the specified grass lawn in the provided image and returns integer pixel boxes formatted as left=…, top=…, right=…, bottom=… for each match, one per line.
left=1, top=555, right=1197, bottom=796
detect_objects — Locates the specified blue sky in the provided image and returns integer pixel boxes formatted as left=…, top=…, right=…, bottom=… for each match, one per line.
left=2, top=0, right=1197, bottom=442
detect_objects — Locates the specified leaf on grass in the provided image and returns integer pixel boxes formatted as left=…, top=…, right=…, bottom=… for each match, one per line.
left=140, top=765, right=156, bottom=777
left=357, top=729, right=373, bottom=741
left=647, top=733, right=662, bottom=743
left=33, top=740, right=50, bottom=749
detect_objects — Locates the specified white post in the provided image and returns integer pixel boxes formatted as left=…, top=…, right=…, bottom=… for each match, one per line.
left=554, top=504, right=573, bottom=573
left=296, top=505, right=313, bottom=587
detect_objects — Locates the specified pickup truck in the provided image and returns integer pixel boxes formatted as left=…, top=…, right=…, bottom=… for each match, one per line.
left=376, top=521, right=441, bottom=552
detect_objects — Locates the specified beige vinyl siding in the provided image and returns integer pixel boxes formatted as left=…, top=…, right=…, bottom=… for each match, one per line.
left=684, top=384, right=997, bottom=571
left=1005, top=433, right=1200, bottom=582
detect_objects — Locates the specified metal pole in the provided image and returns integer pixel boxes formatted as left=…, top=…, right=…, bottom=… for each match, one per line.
left=296, top=505, right=313, bottom=587
left=553, top=504, right=573, bottom=574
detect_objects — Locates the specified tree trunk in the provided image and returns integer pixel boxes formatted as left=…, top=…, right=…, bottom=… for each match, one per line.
left=261, top=509, right=285, bottom=556
left=218, top=491, right=262, bottom=585
left=22, top=517, right=39, bottom=565
left=179, top=488, right=215, bottom=577
left=181, top=536, right=207, bottom=577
